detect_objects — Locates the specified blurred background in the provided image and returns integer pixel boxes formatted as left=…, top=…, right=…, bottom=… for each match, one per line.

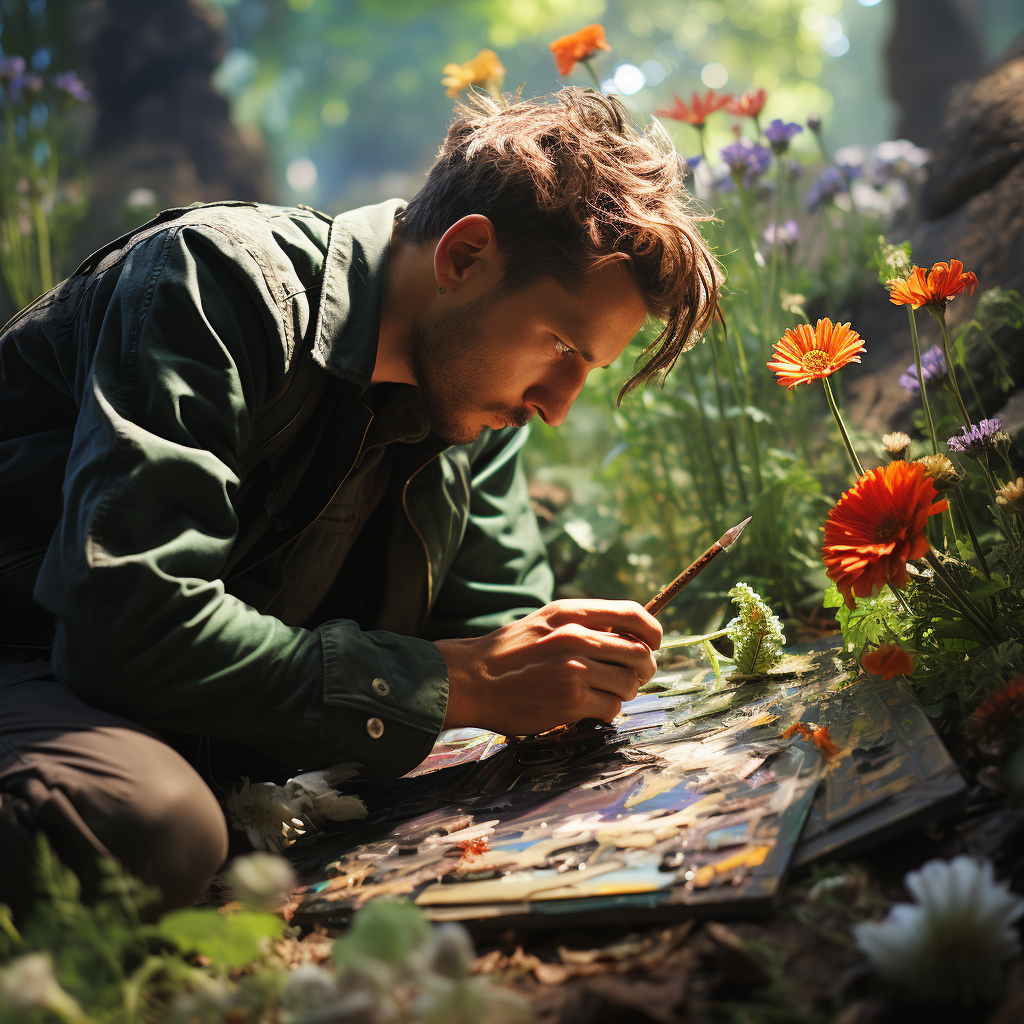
left=2, top=0, right=1023, bottom=634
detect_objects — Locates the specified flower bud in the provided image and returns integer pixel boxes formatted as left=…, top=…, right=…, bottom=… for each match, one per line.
left=915, top=454, right=962, bottom=491
left=222, top=851, right=297, bottom=908
left=429, top=923, right=475, bottom=979
left=882, top=432, right=911, bottom=459
left=0, top=953, right=69, bottom=1013
left=996, top=476, right=1024, bottom=513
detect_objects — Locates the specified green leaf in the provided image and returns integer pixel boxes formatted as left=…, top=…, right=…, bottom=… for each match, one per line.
left=832, top=589, right=903, bottom=658
left=333, top=900, right=431, bottom=969
left=822, top=582, right=844, bottom=610
left=727, top=583, right=786, bottom=675
left=968, top=576, right=1009, bottom=602
left=157, top=908, right=285, bottom=970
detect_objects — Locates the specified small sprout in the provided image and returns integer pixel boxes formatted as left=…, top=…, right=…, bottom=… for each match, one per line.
left=727, top=583, right=786, bottom=675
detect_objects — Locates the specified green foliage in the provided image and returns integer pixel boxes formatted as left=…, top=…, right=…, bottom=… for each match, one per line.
left=823, top=582, right=903, bottom=661
left=156, top=908, right=286, bottom=972
left=952, top=287, right=1024, bottom=392
left=332, top=899, right=432, bottom=969
left=727, top=582, right=786, bottom=675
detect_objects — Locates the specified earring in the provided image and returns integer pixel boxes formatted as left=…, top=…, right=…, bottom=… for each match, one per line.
left=438, top=286, right=446, bottom=294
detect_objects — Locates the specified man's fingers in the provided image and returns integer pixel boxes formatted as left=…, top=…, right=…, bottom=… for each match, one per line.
left=547, top=599, right=663, bottom=649
left=579, top=687, right=622, bottom=724
left=570, top=657, right=645, bottom=702
left=546, top=625, right=656, bottom=681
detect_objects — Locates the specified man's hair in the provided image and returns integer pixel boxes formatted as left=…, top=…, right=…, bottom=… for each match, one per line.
left=396, top=87, right=722, bottom=403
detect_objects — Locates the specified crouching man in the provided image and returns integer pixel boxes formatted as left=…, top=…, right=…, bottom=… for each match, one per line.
left=0, top=88, right=718, bottom=915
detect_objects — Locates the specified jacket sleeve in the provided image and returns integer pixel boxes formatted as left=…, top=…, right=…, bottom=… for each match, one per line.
left=34, top=224, right=447, bottom=777
left=424, top=425, right=554, bottom=639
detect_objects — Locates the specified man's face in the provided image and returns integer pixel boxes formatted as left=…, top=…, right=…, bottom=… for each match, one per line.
left=410, top=259, right=649, bottom=445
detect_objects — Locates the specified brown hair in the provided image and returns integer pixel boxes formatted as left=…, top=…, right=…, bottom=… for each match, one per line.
left=397, top=87, right=721, bottom=403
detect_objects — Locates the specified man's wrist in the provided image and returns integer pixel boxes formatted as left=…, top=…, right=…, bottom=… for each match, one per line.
left=434, top=637, right=481, bottom=729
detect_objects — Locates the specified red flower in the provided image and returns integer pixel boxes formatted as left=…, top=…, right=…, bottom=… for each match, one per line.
left=767, top=318, right=866, bottom=389
left=888, top=259, right=978, bottom=310
left=726, top=87, right=767, bottom=119
left=966, top=678, right=1024, bottom=741
left=861, top=643, right=914, bottom=680
left=822, top=461, right=947, bottom=609
left=549, top=24, right=611, bottom=77
left=655, top=89, right=732, bottom=127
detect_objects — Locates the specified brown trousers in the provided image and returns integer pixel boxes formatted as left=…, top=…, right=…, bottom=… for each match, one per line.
left=0, top=653, right=235, bottom=920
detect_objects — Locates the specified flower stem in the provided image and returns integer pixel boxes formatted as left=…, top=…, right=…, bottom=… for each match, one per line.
left=581, top=59, right=602, bottom=92
left=822, top=375, right=864, bottom=478
left=950, top=484, right=990, bottom=578
left=661, top=627, right=732, bottom=650
left=930, top=306, right=973, bottom=428
left=886, top=581, right=914, bottom=616
left=923, top=551, right=1003, bottom=646
left=701, top=639, right=725, bottom=686
left=765, top=155, right=783, bottom=350
left=709, top=332, right=749, bottom=504
left=684, top=359, right=726, bottom=524
left=906, top=307, right=940, bottom=456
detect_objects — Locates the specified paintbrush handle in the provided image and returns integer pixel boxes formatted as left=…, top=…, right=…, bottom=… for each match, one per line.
left=644, top=542, right=724, bottom=617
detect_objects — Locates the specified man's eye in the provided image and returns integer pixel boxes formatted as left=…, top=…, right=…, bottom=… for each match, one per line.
left=554, top=339, right=575, bottom=357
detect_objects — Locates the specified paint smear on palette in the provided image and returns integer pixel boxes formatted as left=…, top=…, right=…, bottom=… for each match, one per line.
left=289, top=646, right=912, bottom=927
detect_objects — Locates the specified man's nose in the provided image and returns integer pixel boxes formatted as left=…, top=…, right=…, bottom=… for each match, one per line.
left=527, top=366, right=588, bottom=427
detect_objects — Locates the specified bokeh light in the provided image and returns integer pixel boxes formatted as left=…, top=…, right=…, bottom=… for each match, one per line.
left=700, top=62, right=729, bottom=89
left=612, top=62, right=646, bottom=95
left=285, top=157, right=318, bottom=192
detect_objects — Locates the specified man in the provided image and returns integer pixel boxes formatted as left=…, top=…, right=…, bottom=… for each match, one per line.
left=0, top=89, right=719, bottom=915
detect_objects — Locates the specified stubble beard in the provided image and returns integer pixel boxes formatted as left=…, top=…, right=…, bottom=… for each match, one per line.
left=409, top=290, right=533, bottom=446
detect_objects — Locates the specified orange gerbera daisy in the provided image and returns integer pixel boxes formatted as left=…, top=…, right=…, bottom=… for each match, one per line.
left=441, top=49, right=506, bottom=98
left=861, top=643, right=914, bottom=680
left=726, top=87, right=767, bottom=119
left=767, top=318, right=866, bottom=389
left=655, top=89, right=732, bottom=127
left=822, top=460, right=947, bottom=609
left=888, top=259, right=978, bottom=310
left=966, top=677, right=1024, bottom=741
left=549, top=24, right=611, bottom=76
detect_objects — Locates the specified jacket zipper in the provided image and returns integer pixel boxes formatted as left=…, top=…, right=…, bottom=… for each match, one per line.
left=402, top=453, right=441, bottom=617
left=225, top=412, right=374, bottom=583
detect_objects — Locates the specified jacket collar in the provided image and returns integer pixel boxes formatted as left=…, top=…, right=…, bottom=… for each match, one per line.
left=312, top=198, right=406, bottom=389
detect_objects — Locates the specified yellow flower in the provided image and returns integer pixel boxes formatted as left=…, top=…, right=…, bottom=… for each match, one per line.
left=441, top=49, right=506, bottom=99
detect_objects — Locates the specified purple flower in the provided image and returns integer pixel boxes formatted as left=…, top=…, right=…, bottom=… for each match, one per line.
left=719, top=139, right=772, bottom=188
left=0, top=56, right=26, bottom=82
left=8, top=72, right=43, bottom=102
left=806, top=166, right=848, bottom=212
left=53, top=70, right=90, bottom=103
left=764, top=220, right=799, bottom=246
left=946, top=417, right=1006, bottom=458
left=764, top=119, right=803, bottom=154
left=899, top=345, right=947, bottom=393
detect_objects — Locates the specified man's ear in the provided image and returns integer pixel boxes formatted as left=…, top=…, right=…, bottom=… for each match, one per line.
left=434, top=215, right=500, bottom=292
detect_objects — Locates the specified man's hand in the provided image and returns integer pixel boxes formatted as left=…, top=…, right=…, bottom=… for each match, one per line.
left=435, top=599, right=662, bottom=735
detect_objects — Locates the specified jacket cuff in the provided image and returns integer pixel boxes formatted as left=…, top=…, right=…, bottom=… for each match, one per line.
left=317, top=620, right=449, bottom=779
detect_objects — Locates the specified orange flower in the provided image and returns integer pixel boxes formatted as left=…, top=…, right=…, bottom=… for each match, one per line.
left=441, top=49, right=506, bottom=98
left=549, top=24, right=611, bottom=77
left=783, top=722, right=839, bottom=758
left=655, top=89, right=733, bottom=127
left=767, top=318, right=867, bottom=389
left=822, top=460, right=947, bottom=609
left=888, top=259, right=978, bottom=310
left=966, top=678, right=1024, bottom=741
left=861, top=643, right=914, bottom=679
left=726, top=87, right=767, bottom=119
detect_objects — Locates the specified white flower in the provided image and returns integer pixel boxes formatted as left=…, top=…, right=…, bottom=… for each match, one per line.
left=222, top=851, right=297, bottom=907
left=224, top=764, right=367, bottom=851
left=0, top=952, right=91, bottom=1022
left=854, top=856, right=1024, bottom=1003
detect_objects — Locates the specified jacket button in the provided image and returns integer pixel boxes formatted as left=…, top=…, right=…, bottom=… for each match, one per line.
left=372, top=678, right=390, bottom=696
left=366, top=717, right=384, bottom=739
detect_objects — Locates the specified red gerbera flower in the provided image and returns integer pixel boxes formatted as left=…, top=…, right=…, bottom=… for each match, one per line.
left=767, top=318, right=867, bottom=389
left=822, top=460, right=947, bottom=609
left=966, top=678, right=1024, bottom=742
left=726, top=87, right=767, bottom=119
left=655, top=89, right=732, bottom=127
left=861, top=643, right=914, bottom=680
left=783, top=722, right=839, bottom=758
left=888, top=259, right=978, bottom=310
left=549, top=24, right=611, bottom=76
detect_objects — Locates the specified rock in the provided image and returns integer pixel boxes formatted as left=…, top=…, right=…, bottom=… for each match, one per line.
left=921, top=34, right=1024, bottom=219
left=69, top=0, right=275, bottom=267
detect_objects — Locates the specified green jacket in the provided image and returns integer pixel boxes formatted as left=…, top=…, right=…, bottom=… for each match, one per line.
left=0, top=200, right=553, bottom=777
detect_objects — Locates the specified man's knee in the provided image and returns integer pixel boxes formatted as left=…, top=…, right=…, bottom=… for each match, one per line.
left=103, top=761, right=230, bottom=912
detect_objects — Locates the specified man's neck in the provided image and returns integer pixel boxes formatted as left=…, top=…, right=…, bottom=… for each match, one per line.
left=373, top=227, right=432, bottom=386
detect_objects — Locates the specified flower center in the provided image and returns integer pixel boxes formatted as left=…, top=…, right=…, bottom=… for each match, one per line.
left=874, top=515, right=902, bottom=541
left=801, top=349, right=831, bottom=374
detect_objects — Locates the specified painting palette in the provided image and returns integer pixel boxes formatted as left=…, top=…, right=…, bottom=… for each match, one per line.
left=290, top=645, right=965, bottom=928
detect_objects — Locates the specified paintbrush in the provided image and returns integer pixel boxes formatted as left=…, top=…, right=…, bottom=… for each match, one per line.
left=644, top=516, right=752, bottom=618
